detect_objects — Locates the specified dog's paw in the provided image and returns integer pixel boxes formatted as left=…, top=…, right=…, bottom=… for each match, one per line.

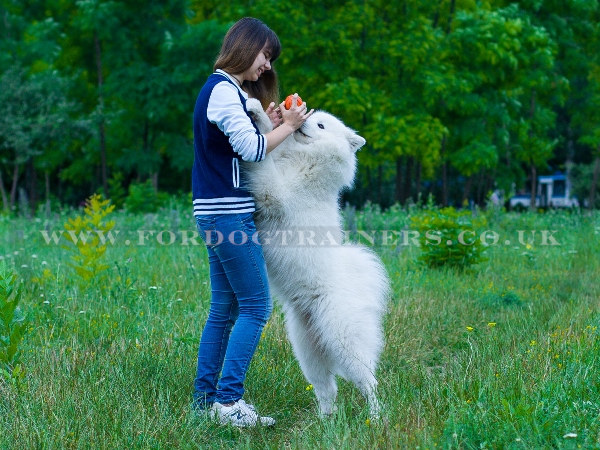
left=246, top=98, right=273, bottom=133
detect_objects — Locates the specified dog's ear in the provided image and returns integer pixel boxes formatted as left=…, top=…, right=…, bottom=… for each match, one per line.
left=347, top=132, right=366, bottom=152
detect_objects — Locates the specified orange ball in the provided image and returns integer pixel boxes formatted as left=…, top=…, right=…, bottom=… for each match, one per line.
left=284, top=94, right=303, bottom=110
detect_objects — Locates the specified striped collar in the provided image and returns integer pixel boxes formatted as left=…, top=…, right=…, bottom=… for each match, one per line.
left=215, top=69, right=249, bottom=99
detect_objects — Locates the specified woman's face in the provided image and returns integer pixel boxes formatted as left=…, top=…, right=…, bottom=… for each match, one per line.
left=240, top=44, right=272, bottom=82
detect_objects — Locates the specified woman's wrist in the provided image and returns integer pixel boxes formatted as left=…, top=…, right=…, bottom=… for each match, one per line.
left=279, top=122, right=296, bottom=134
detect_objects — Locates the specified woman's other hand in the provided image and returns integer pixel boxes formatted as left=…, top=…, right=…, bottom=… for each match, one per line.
left=266, top=102, right=283, bottom=128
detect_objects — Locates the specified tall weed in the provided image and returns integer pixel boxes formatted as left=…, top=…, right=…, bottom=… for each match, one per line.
left=0, top=267, right=26, bottom=387
left=63, top=193, right=115, bottom=289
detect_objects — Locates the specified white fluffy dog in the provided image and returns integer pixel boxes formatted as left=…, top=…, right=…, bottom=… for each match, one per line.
left=243, top=99, right=389, bottom=418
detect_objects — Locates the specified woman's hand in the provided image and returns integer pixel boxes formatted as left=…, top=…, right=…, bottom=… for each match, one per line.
left=266, top=102, right=283, bottom=128
left=280, top=93, right=314, bottom=131
left=263, top=94, right=315, bottom=154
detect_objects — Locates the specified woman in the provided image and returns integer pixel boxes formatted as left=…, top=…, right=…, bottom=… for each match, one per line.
left=191, top=17, right=313, bottom=427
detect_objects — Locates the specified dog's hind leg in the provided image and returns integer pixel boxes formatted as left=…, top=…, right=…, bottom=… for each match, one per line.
left=305, top=357, right=338, bottom=417
left=335, top=345, right=382, bottom=419
left=284, top=305, right=338, bottom=416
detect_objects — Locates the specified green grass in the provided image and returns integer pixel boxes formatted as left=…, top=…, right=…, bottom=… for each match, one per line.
left=1, top=203, right=599, bottom=449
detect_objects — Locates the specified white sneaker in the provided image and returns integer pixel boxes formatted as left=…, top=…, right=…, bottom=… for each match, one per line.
left=210, top=399, right=275, bottom=427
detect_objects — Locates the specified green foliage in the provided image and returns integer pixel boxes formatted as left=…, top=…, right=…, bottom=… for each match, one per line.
left=125, top=180, right=165, bottom=213
left=2, top=0, right=600, bottom=209
left=410, top=206, right=488, bottom=268
left=0, top=267, right=27, bottom=386
left=107, top=172, right=127, bottom=209
left=63, top=193, right=115, bottom=287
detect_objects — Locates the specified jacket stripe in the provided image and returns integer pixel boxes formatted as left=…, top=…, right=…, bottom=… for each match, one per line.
left=232, top=158, right=239, bottom=188
left=194, top=207, right=255, bottom=215
left=194, top=202, right=255, bottom=210
left=193, top=197, right=254, bottom=204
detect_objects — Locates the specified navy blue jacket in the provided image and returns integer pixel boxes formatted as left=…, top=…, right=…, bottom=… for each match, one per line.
left=192, top=71, right=267, bottom=216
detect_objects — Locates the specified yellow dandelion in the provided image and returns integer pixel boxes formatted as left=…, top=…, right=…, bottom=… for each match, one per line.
left=526, top=243, right=533, bottom=250
left=305, top=384, right=313, bottom=391
left=487, top=322, right=497, bottom=328
left=466, top=326, right=474, bottom=332
left=365, top=418, right=371, bottom=426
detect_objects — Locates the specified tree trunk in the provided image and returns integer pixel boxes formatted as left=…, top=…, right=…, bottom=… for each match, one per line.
left=45, top=170, right=51, bottom=217
left=432, top=0, right=444, bottom=28
left=529, top=164, right=537, bottom=211
left=441, top=136, right=448, bottom=206
left=95, top=31, right=108, bottom=196
left=476, top=170, right=485, bottom=205
left=0, top=169, right=8, bottom=211
left=150, top=172, right=158, bottom=192
left=566, top=125, right=575, bottom=169
left=377, top=164, right=383, bottom=206
left=27, top=156, right=37, bottom=214
left=403, top=156, right=413, bottom=204
left=395, top=157, right=403, bottom=203
left=9, top=162, right=19, bottom=210
left=415, top=161, right=422, bottom=200
left=528, top=89, right=537, bottom=211
left=463, top=175, right=473, bottom=206
left=446, top=0, right=456, bottom=34
left=590, top=152, right=600, bottom=209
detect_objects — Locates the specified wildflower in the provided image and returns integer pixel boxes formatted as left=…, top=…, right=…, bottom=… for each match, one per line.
left=563, top=433, right=577, bottom=439
left=530, top=340, right=536, bottom=346
left=305, top=384, right=313, bottom=391
left=365, top=418, right=371, bottom=426
left=32, top=254, right=38, bottom=258
left=21, top=264, right=28, bottom=268
left=487, top=322, right=496, bottom=328
left=466, top=326, right=474, bottom=332
left=525, top=243, right=532, bottom=250
left=41, top=261, right=48, bottom=265
left=149, top=286, right=158, bottom=290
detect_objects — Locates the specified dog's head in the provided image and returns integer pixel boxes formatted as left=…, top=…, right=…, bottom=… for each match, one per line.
left=293, top=111, right=366, bottom=154
left=245, top=98, right=366, bottom=154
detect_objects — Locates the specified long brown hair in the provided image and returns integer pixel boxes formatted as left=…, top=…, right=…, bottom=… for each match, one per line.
left=214, top=17, right=281, bottom=109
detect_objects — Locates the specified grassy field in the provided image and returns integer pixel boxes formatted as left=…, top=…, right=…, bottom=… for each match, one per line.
left=1, top=200, right=599, bottom=449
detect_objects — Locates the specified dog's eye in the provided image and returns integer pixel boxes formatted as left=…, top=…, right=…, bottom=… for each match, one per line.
left=318, top=123, right=325, bottom=129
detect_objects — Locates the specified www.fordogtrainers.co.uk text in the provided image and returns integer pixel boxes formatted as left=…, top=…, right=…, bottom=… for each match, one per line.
left=36, top=228, right=562, bottom=247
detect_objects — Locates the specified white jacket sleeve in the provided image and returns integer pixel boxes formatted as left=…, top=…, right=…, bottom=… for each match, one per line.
left=206, top=82, right=267, bottom=162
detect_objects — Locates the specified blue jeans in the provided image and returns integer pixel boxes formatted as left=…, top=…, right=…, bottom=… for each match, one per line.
left=192, top=213, right=272, bottom=408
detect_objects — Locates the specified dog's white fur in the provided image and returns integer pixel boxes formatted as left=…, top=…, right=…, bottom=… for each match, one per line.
left=243, top=99, right=389, bottom=417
